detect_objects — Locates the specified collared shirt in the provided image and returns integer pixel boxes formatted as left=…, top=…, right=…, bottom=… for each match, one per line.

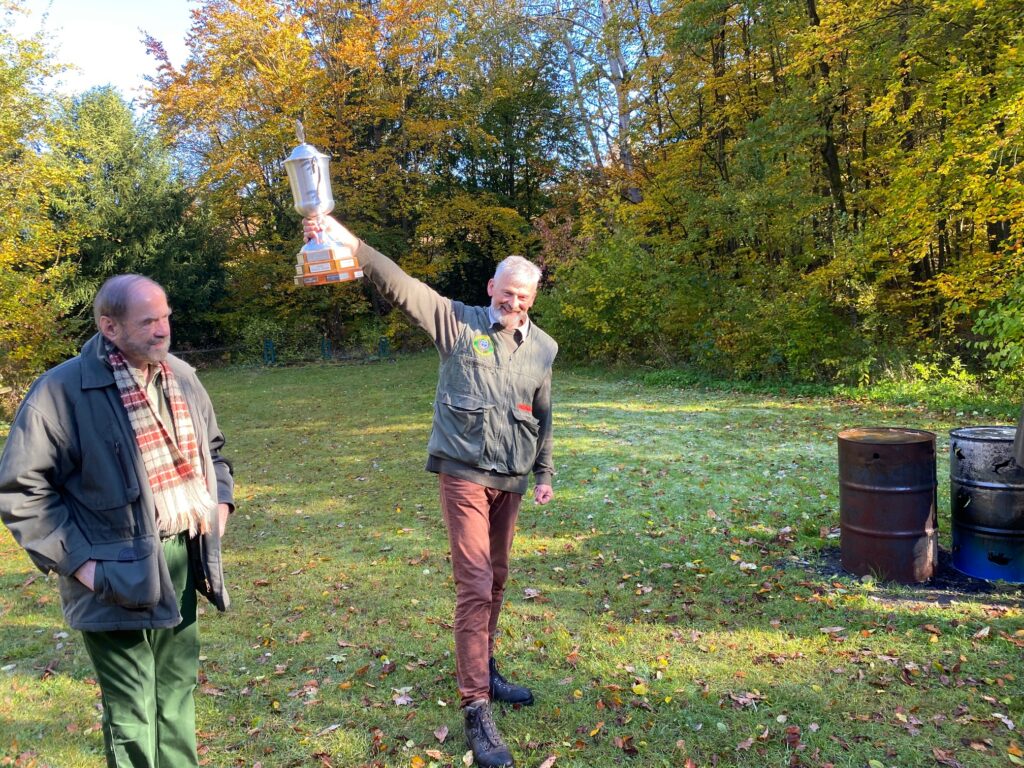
left=487, top=306, right=531, bottom=340
left=130, top=364, right=175, bottom=439
left=488, top=307, right=529, bottom=354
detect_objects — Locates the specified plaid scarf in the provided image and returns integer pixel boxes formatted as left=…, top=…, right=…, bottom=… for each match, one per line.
left=107, top=341, right=214, bottom=537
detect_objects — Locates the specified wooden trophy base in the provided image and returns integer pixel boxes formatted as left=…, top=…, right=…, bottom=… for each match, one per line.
left=294, top=241, right=363, bottom=287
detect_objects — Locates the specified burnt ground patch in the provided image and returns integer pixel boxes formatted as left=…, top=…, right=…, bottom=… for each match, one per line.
left=808, top=546, right=1024, bottom=607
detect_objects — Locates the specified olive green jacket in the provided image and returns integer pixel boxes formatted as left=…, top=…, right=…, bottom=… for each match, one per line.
left=358, top=241, right=557, bottom=495
left=0, top=333, right=234, bottom=631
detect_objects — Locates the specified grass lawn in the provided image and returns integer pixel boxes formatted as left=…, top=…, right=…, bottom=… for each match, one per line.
left=1, top=351, right=1022, bottom=767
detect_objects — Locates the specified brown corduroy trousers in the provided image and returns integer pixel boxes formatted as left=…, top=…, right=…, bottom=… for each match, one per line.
left=438, top=473, right=523, bottom=705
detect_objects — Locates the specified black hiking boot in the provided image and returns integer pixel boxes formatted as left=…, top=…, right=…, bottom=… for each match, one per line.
left=489, top=658, right=535, bottom=706
left=464, top=698, right=515, bottom=767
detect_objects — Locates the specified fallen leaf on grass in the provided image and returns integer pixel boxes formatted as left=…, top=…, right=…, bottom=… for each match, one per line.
left=999, top=629, right=1024, bottom=646
left=538, top=756, right=558, bottom=768
left=994, top=713, right=1016, bottom=730
left=370, top=727, right=388, bottom=755
left=727, top=691, right=765, bottom=709
left=434, top=725, right=449, bottom=743
left=614, top=735, right=639, bottom=756
left=392, top=687, right=414, bottom=706
left=783, top=725, right=801, bottom=749
left=932, top=747, right=965, bottom=768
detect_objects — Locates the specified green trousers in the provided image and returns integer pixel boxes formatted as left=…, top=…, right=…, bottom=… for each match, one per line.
left=81, top=535, right=200, bottom=768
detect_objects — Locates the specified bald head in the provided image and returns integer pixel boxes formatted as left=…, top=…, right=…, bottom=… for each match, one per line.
left=94, top=275, right=172, bottom=369
left=94, top=274, right=166, bottom=328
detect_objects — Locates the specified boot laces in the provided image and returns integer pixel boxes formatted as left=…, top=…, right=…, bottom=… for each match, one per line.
left=472, top=703, right=508, bottom=749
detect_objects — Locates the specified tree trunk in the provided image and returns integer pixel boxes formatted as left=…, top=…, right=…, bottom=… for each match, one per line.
left=556, top=6, right=606, bottom=173
left=805, top=0, right=846, bottom=216
left=600, top=0, right=642, bottom=202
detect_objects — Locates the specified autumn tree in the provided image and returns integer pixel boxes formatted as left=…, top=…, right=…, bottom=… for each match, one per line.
left=542, top=0, right=1024, bottom=381
left=146, top=0, right=579, bottom=347
left=146, top=0, right=362, bottom=350
left=0, top=3, right=77, bottom=404
left=134, top=0, right=1023, bottom=380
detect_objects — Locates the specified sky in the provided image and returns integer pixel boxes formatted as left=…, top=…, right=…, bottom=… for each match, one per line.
left=11, top=0, right=195, bottom=99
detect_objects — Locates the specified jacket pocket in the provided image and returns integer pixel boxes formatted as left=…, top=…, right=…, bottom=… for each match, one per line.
left=508, top=406, right=541, bottom=476
left=91, top=538, right=160, bottom=609
left=79, top=441, right=141, bottom=512
left=429, top=392, right=491, bottom=466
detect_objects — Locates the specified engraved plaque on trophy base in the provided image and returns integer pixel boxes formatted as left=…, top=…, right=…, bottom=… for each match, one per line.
left=293, top=244, right=364, bottom=286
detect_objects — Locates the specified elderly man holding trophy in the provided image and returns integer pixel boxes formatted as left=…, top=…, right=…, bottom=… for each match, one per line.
left=287, top=123, right=558, bottom=768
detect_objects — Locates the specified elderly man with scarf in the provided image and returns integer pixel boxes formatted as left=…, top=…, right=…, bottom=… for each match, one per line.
left=0, top=274, right=234, bottom=768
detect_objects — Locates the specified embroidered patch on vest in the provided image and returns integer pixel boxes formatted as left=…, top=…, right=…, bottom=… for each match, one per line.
left=472, top=335, right=494, bottom=356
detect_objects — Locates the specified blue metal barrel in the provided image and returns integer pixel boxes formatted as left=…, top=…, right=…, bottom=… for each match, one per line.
left=950, top=426, right=1024, bottom=583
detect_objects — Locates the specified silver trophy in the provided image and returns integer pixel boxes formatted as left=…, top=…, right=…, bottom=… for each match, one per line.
left=284, top=120, right=362, bottom=286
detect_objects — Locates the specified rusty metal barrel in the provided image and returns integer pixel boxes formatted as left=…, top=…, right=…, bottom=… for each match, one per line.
left=949, top=426, right=1024, bottom=583
left=838, top=428, right=937, bottom=583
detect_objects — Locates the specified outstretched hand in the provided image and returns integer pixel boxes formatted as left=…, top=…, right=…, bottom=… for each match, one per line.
left=302, top=214, right=359, bottom=254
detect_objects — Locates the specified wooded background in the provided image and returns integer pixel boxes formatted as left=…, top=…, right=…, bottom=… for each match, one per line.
left=2, top=0, right=1022, bottom=403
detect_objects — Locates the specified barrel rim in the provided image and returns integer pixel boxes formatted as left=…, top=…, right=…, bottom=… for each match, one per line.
left=838, top=427, right=936, bottom=445
left=949, top=425, right=1016, bottom=442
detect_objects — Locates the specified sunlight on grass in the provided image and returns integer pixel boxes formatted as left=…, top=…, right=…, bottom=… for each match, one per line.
left=1, top=353, right=1021, bottom=767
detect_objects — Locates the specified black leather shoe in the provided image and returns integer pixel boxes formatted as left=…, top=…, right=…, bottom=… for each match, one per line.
left=465, top=699, right=515, bottom=767
left=489, top=658, right=535, bottom=706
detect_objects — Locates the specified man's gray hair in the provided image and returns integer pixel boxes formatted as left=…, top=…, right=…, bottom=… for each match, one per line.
left=93, top=274, right=165, bottom=328
left=494, top=255, right=542, bottom=287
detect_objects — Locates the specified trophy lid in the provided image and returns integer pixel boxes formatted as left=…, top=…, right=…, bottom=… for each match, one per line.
left=286, top=120, right=329, bottom=163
